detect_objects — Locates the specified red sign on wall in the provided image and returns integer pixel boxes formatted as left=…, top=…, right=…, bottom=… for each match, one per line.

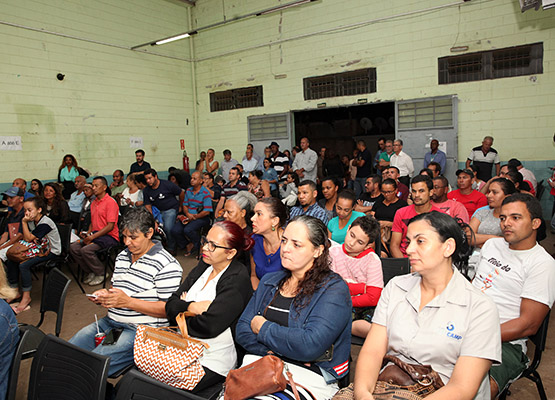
left=180, top=139, right=185, bottom=150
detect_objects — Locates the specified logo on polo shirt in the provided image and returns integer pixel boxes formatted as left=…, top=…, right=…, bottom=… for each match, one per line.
left=444, top=322, right=462, bottom=340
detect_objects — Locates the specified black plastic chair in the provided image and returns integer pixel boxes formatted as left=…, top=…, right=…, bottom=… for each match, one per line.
left=27, top=334, right=110, bottom=400
left=96, top=243, right=124, bottom=288
left=36, top=267, right=71, bottom=337
left=114, top=369, right=208, bottom=400
left=6, top=325, right=46, bottom=400
left=499, top=311, right=550, bottom=400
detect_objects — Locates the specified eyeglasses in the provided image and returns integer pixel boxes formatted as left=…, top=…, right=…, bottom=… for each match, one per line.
left=201, top=236, right=232, bottom=252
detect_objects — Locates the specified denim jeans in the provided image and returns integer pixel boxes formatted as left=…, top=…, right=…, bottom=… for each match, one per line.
left=0, top=299, right=19, bottom=400
left=68, top=316, right=137, bottom=376
left=5, top=252, right=58, bottom=291
left=171, top=217, right=210, bottom=252
left=160, top=208, right=178, bottom=250
left=353, top=177, right=367, bottom=197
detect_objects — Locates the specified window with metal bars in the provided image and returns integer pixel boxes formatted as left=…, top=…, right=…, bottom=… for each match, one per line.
left=210, top=86, right=263, bottom=112
left=304, top=68, right=377, bottom=100
left=438, top=43, right=542, bottom=84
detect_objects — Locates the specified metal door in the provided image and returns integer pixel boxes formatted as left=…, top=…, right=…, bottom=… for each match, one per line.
left=395, top=96, right=458, bottom=186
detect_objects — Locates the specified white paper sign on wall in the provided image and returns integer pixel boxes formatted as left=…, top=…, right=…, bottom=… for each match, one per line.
left=130, top=137, right=143, bottom=148
left=0, top=136, right=22, bottom=151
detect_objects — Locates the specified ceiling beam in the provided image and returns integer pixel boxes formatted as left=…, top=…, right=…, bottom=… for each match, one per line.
left=176, top=0, right=195, bottom=5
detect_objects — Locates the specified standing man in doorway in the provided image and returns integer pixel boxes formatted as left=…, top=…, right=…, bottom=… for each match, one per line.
left=292, top=137, right=318, bottom=183
left=354, top=140, right=373, bottom=197
left=270, top=141, right=290, bottom=184
left=423, top=139, right=446, bottom=173
left=466, top=136, right=500, bottom=182
left=129, top=149, right=151, bottom=174
left=390, top=139, right=414, bottom=188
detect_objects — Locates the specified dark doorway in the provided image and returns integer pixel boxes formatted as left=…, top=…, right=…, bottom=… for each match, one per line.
left=293, top=102, right=395, bottom=161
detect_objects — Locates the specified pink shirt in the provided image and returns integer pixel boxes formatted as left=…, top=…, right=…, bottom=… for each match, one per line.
left=447, top=189, right=488, bottom=218
left=432, top=199, right=470, bottom=223
left=392, top=204, right=443, bottom=257
left=91, top=194, right=119, bottom=241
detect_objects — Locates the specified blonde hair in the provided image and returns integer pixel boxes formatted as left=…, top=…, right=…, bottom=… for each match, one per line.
left=0, top=261, right=18, bottom=300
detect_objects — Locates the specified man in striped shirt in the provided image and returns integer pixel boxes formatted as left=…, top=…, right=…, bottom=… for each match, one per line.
left=171, top=171, right=213, bottom=257
left=69, top=208, right=182, bottom=375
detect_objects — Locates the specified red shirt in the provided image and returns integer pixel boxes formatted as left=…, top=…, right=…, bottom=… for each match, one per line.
left=447, top=189, right=488, bottom=218
left=91, top=194, right=119, bottom=241
left=392, top=204, right=443, bottom=257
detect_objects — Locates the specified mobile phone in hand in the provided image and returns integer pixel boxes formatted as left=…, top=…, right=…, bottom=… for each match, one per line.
left=102, top=328, right=124, bottom=345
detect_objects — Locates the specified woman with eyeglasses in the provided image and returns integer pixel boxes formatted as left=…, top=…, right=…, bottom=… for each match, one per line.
left=165, top=221, right=254, bottom=393
left=327, top=189, right=365, bottom=244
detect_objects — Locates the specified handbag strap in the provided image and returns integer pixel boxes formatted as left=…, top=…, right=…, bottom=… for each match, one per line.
left=284, top=363, right=301, bottom=400
left=174, top=312, right=210, bottom=348
left=383, top=355, right=435, bottom=386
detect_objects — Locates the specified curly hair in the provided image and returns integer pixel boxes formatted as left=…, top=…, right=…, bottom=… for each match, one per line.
left=278, top=215, right=333, bottom=313
left=59, top=154, right=78, bottom=171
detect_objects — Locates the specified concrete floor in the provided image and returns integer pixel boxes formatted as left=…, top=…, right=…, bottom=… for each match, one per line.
left=12, top=231, right=555, bottom=399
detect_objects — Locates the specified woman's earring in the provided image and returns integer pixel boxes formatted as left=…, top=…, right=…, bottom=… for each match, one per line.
left=271, top=225, right=276, bottom=231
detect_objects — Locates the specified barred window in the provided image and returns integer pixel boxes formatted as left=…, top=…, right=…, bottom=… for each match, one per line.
left=439, top=43, right=542, bottom=84
left=304, top=68, right=376, bottom=100
left=210, top=86, right=263, bottom=112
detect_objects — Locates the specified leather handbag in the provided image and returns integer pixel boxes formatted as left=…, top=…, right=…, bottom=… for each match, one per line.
left=224, top=355, right=303, bottom=400
left=133, top=312, right=209, bottom=390
left=332, top=355, right=444, bottom=400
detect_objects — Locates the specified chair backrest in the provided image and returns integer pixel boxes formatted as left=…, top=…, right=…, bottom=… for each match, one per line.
left=7, top=325, right=46, bottom=400
left=373, top=226, right=382, bottom=257
left=55, top=223, right=73, bottom=255
left=38, top=267, right=71, bottom=336
left=381, top=257, right=411, bottom=286
left=535, top=180, right=544, bottom=200
left=527, top=310, right=550, bottom=372
left=114, top=369, right=207, bottom=400
left=28, top=334, right=110, bottom=400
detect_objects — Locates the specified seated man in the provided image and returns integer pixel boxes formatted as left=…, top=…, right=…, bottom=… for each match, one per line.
left=110, top=169, right=126, bottom=200
left=171, top=171, right=212, bottom=256
left=383, top=166, right=409, bottom=202
left=69, top=207, right=182, bottom=375
left=472, top=194, right=555, bottom=398
left=11, top=178, right=34, bottom=200
left=289, top=180, right=329, bottom=225
left=68, top=175, right=87, bottom=228
left=448, top=168, right=487, bottom=218
left=70, top=177, right=120, bottom=286
left=355, top=174, right=384, bottom=214
left=431, top=176, right=470, bottom=223
left=215, top=167, right=247, bottom=216
left=0, top=187, right=25, bottom=263
left=329, top=215, right=382, bottom=338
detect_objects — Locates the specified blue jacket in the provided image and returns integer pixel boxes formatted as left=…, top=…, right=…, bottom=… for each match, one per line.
left=236, top=270, right=352, bottom=383
left=0, top=299, right=18, bottom=400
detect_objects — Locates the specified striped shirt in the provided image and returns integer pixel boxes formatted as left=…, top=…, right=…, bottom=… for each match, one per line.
left=183, top=185, right=213, bottom=214
left=289, top=202, right=329, bottom=225
left=108, top=241, right=182, bottom=327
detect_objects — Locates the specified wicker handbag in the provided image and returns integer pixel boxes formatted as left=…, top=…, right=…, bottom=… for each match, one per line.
left=332, top=355, right=444, bottom=400
left=133, top=312, right=209, bottom=390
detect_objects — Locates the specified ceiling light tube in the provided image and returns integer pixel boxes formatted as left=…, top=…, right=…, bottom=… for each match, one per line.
left=154, top=33, right=191, bottom=45
left=257, top=0, right=315, bottom=16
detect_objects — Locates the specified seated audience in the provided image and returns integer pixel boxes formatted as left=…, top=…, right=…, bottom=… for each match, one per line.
left=279, top=171, right=299, bottom=207
left=29, top=178, right=44, bottom=197
left=42, top=182, right=70, bottom=224
left=110, top=169, right=126, bottom=200
left=58, top=153, right=88, bottom=199
left=391, top=175, right=442, bottom=258
left=6, top=197, right=61, bottom=314
left=223, top=191, right=257, bottom=270
left=327, top=189, right=365, bottom=244
left=135, top=172, right=147, bottom=190
left=237, top=215, right=352, bottom=399
left=250, top=197, right=287, bottom=289
left=383, top=166, right=409, bottom=202
left=236, top=164, right=251, bottom=186
left=469, top=164, right=487, bottom=192
left=68, top=175, right=87, bottom=228
left=508, top=158, right=537, bottom=192
left=69, top=207, right=182, bottom=375
left=171, top=171, right=212, bottom=257
left=165, top=221, right=253, bottom=393
left=355, top=175, right=383, bottom=214
left=242, top=147, right=258, bottom=175
left=419, top=167, right=434, bottom=177
left=215, top=167, right=248, bottom=216
left=473, top=194, right=555, bottom=398
left=0, top=187, right=25, bottom=263
left=119, top=172, right=144, bottom=212
left=168, top=166, right=192, bottom=190
left=202, top=172, right=221, bottom=208
left=199, top=148, right=219, bottom=176
left=195, top=151, right=206, bottom=171
left=330, top=215, right=382, bottom=338
left=129, top=149, right=151, bottom=174
left=354, top=211, right=501, bottom=400
left=426, top=161, right=442, bottom=178
left=221, top=149, right=238, bottom=181
left=289, top=180, right=329, bottom=225
left=70, top=177, right=119, bottom=286
left=262, top=157, right=279, bottom=196
left=248, top=170, right=271, bottom=200
left=292, top=137, right=318, bottom=183
left=78, top=183, right=95, bottom=232
left=0, top=267, right=18, bottom=400
left=431, top=176, right=470, bottom=223
left=318, top=176, right=340, bottom=221
left=11, top=178, right=35, bottom=200
left=448, top=168, right=488, bottom=218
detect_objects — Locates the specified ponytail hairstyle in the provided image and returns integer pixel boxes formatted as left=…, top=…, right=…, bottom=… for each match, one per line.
left=213, top=220, right=254, bottom=256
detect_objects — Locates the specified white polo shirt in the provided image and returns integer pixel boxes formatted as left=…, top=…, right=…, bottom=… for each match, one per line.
left=373, top=268, right=501, bottom=399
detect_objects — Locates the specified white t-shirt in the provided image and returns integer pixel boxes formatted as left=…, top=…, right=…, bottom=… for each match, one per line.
left=185, top=265, right=237, bottom=376
left=473, top=238, right=555, bottom=350
left=120, top=187, right=143, bottom=206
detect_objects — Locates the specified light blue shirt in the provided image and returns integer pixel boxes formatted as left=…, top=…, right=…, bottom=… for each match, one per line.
left=424, top=149, right=446, bottom=172
left=68, top=190, right=86, bottom=213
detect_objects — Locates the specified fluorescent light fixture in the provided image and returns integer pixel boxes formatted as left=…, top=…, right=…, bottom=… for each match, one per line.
left=257, top=0, right=316, bottom=16
left=154, top=33, right=191, bottom=45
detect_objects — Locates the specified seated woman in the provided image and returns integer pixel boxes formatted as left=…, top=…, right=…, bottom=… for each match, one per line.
left=318, top=176, right=340, bottom=221
left=165, top=221, right=253, bottom=393
left=262, top=158, right=279, bottom=196
left=223, top=191, right=257, bottom=270
left=330, top=215, right=382, bottom=338
left=69, top=207, right=182, bottom=375
left=371, top=179, right=407, bottom=256
left=120, top=173, right=144, bottom=214
left=327, top=189, right=365, bottom=244
left=248, top=170, right=271, bottom=200
left=279, top=171, right=300, bottom=207
left=5, top=197, right=61, bottom=314
left=42, top=182, right=70, bottom=224
left=29, top=178, right=43, bottom=197
left=354, top=211, right=501, bottom=400
left=237, top=215, right=352, bottom=399
left=250, top=197, right=287, bottom=289
left=0, top=266, right=19, bottom=400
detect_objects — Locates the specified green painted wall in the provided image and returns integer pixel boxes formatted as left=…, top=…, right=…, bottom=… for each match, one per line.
left=0, top=0, right=194, bottom=183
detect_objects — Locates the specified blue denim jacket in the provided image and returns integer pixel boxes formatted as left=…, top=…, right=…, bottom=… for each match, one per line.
left=0, top=299, right=19, bottom=400
left=236, top=270, right=352, bottom=382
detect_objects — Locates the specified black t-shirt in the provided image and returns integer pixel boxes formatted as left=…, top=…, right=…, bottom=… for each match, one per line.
left=143, top=179, right=182, bottom=211
left=359, top=193, right=384, bottom=209
left=264, top=293, right=294, bottom=327
left=371, top=199, right=408, bottom=222
left=3, top=207, right=24, bottom=237
left=356, top=148, right=373, bottom=178
left=129, top=161, right=151, bottom=174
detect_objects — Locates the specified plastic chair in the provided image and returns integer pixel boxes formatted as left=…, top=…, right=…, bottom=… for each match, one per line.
left=114, top=369, right=208, bottom=400
left=499, top=311, right=551, bottom=400
left=27, top=334, right=110, bottom=400
left=6, top=325, right=46, bottom=400
left=96, top=243, right=124, bottom=288
left=36, top=267, right=71, bottom=337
